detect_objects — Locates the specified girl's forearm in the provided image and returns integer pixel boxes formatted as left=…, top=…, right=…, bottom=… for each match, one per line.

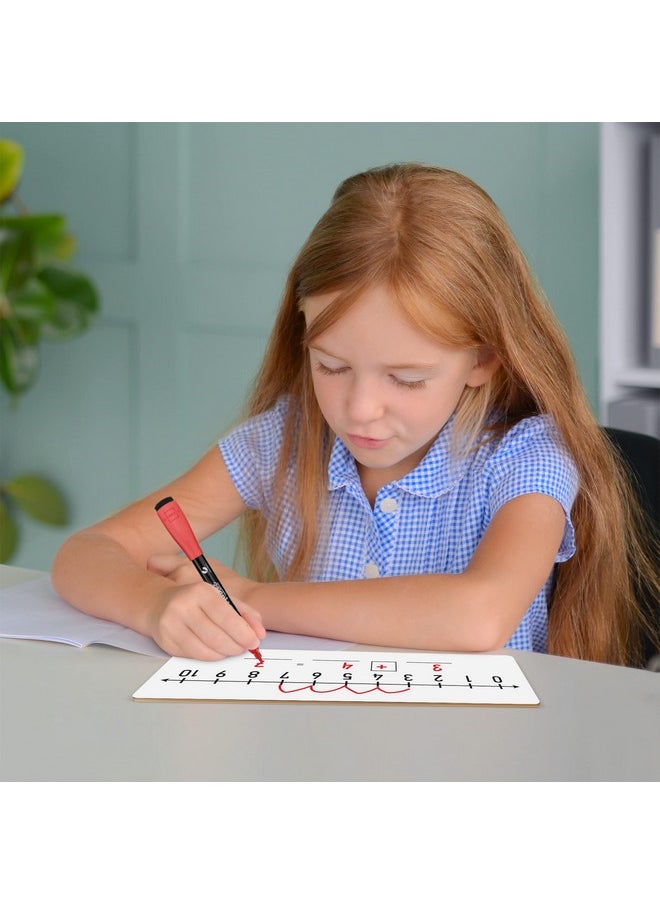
left=244, top=573, right=507, bottom=652
left=51, top=530, right=170, bottom=637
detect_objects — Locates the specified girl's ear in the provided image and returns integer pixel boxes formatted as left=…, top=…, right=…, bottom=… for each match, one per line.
left=466, top=347, right=501, bottom=387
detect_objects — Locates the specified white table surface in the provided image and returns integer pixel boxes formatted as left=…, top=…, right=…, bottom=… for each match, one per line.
left=2, top=565, right=659, bottom=781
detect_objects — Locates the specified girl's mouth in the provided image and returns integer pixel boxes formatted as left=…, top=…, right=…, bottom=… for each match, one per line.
left=346, top=434, right=390, bottom=450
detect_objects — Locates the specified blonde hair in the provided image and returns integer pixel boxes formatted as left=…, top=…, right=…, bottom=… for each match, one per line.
left=238, top=163, right=659, bottom=667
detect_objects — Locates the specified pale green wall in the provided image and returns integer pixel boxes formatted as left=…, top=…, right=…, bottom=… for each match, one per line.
left=0, top=123, right=599, bottom=570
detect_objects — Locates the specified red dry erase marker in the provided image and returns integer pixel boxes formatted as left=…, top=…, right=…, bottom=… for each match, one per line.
left=154, top=496, right=264, bottom=666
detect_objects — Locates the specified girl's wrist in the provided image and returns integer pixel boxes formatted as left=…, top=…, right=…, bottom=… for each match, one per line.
left=239, top=577, right=275, bottom=624
left=235, top=574, right=260, bottom=607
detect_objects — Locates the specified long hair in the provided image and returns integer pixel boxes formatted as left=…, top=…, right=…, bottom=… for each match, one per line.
left=237, top=163, right=659, bottom=667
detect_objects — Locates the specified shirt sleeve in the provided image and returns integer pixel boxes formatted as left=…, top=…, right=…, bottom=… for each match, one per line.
left=484, top=416, right=579, bottom=562
left=218, top=396, right=290, bottom=512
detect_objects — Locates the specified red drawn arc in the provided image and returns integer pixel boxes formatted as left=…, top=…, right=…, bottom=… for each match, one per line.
left=278, top=682, right=411, bottom=696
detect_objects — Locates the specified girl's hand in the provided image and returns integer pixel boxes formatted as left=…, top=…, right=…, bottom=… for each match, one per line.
left=146, top=554, right=266, bottom=661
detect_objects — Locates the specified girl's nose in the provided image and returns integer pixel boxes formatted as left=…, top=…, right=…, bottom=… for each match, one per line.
left=346, top=376, right=385, bottom=424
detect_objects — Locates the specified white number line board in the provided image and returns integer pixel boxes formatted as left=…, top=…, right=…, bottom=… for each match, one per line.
left=133, top=650, right=539, bottom=705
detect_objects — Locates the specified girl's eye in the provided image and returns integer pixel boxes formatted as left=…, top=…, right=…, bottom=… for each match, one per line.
left=391, top=375, right=427, bottom=390
left=313, top=359, right=426, bottom=389
left=315, top=361, right=348, bottom=376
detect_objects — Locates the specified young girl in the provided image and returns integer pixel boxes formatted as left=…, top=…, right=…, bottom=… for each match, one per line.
left=52, top=163, right=658, bottom=667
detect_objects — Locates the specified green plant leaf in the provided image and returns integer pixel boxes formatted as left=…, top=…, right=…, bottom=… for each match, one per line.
left=0, top=213, right=67, bottom=243
left=38, top=265, right=99, bottom=339
left=0, top=226, right=32, bottom=292
left=8, top=277, right=56, bottom=321
left=0, top=214, right=72, bottom=269
left=0, top=495, right=19, bottom=562
left=0, top=318, right=40, bottom=395
left=3, top=474, right=68, bottom=525
left=0, top=139, right=24, bottom=204
left=54, top=232, right=76, bottom=261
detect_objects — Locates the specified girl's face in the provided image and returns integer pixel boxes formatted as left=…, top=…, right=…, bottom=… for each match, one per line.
left=304, top=284, right=497, bottom=496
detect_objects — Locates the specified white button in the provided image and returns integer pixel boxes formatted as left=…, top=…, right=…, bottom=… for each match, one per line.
left=379, top=497, right=398, bottom=513
left=364, top=562, right=380, bottom=578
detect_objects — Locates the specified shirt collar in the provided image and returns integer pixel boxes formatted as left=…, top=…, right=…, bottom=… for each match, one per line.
left=327, top=416, right=470, bottom=499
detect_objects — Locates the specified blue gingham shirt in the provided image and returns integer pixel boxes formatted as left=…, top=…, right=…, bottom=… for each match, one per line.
left=219, top=396, right=578, bottom=652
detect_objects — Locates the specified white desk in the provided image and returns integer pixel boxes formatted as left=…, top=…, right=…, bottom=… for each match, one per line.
left=2, top=566, right=659, bottom=780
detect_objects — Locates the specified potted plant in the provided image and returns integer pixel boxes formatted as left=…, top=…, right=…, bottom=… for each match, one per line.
left=0, top=137, right=101, bottom=562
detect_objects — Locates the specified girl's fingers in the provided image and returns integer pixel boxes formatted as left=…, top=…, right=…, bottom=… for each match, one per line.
left=154, top=583, right=262, bottom=660
left=162, top=624, right=242, bottom=661
left=157, top=609, right=247, bottom=660
left=234, top=600, right=267, bottom=640
left=197, top=591, right=263, bottom=651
